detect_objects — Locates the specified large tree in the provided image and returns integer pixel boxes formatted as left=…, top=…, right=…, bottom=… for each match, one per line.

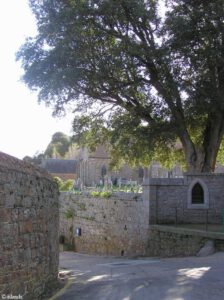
left=44, top=132, right=71, bottom=158
left=17, top=0, right=224, bottom=172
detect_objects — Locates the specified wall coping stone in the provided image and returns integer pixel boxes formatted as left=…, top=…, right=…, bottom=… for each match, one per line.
left=184, top=172, right=224, bottom=177
left=143, top=178, right=184, bottom=186
left=0, top=151, right=53, bottom=181
left=60, top=191, right=142, bottom=200
left=143, top=173, right=224, bottom=186
left=150, top=225, right=224, bottom=240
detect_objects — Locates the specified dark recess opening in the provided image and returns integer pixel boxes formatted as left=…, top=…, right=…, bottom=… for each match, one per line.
left=192, top=183, right=204, bottom=204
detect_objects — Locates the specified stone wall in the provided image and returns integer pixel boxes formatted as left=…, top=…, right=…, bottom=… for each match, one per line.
left=60, top=187, right=224, bottom=258
left=0, top=152, right=59, bottom=300
left=147, top=225, right=224, bottom=257
left=60, top=192, right=149, bottom=256
left=143, top=173, right=224, bottom=225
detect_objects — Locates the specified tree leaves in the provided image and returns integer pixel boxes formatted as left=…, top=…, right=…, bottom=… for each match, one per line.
left=17, top=0, right=224, bottom=171
left=45, top=132, right=71, bottom=158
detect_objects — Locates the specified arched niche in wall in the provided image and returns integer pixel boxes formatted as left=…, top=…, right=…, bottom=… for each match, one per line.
left=187, top=178, right=209, bottom=209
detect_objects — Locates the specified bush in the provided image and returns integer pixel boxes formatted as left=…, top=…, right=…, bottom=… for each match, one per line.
left=100, top=191, right=112, bottom=198
left=90, top=190, right=112, bottom=198
left=54, top=177, right=74, bottom=191
left=54, top=176, right=63, bottom=190
left=90, top=191, right=101, bottom=197
left=61, top=179, right=74, bottom=191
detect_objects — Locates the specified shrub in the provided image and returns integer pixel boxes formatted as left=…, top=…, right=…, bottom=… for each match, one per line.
left=100, top=191, right=112, bottom=198
left=54, top=177, right=74, bottom=191
left=90, top=190, right=112, bottom=198
left=54, top=176, right=63, bottom=190
left=90, top=191, right=101, bottom=197
left=61, top=179, right=74, bottom=191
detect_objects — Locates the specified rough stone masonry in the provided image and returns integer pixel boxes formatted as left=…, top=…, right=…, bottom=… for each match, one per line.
left=60, top=173, right=224, bottom=258
left=60, top=192, right=149, bottom=256
left=0, top=152, right=59, bottom=300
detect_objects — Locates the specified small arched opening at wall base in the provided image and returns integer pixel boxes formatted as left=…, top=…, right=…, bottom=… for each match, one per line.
left=121, top=250, right=124, bottom=256
left=187, top=179, right=209, bottom=209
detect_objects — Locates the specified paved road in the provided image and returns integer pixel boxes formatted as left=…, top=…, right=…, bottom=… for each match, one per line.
left=52, top=251, right=224, bottom=300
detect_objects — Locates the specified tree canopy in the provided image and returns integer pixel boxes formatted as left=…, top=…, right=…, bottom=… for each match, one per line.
left=44, top=132, right=71, bottom=158
left=23, top=132, right=73, bottom=164
left=17, top=0, right=224, bottom=172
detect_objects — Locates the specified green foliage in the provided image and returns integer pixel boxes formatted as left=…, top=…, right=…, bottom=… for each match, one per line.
left=60, top=179, right=74, bottom=192
left=64, top=208, right=74, bottom=219
left=73, top=112, right=184, bottom=170
left=44, top=132, right=72, bottom=158
left=54, top=176, right=63, bottom=190
left=54, top=177, right=74, bottom=191
left=100, top=191, right=112, bottom=198
left=90, top=190, right=112, bottom=198
left=17, top=0, right=224, bottom=172
left=90, top=191, right=101, bottom=197
left=23, top=132, right=76, bottom=164
left=217, top=140, right=224, bottom=166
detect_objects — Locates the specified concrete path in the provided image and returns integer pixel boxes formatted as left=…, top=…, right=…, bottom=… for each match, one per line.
left=52, top=251, right=224, bottom=300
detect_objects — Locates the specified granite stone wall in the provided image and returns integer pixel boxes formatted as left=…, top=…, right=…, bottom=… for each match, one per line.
left=60, top=192, right=149, bottom=256
left=147, top=225, right=224, bottom=257
left=59, top=173, right=224, bottom=258
left=143, top=174, right=224, bottom=225
left=0, top=152, right=59, bottom=300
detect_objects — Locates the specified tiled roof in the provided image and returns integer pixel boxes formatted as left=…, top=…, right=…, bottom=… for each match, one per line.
left=41, top=159, right=77, bottom=174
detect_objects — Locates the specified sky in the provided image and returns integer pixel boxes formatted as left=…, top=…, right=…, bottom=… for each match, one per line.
left=0, top=0, right=74, bottom=159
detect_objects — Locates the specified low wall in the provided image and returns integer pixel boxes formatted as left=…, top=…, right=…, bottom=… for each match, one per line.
left=147, top=225, right=224, bottom=257
left=59, top=173, right=224, bottom=258
left=143, top=174, right=224, bottom=224
left=0, top=152, right=59, bottom=299
left=60, top=192, right=149, bottom=256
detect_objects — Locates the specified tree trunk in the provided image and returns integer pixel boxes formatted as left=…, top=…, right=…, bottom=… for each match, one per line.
left=178, top=131, right=200, bottom=173
left=201, top=113, right=224, bottom=172
left=182, top=144, right=215, bottom=173
left=181, top=113, right=224, bottom=173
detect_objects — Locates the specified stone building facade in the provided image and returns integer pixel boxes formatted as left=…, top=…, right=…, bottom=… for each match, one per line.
left=71, top=145, right=143, bottom=186
left=0, top=152, right=59, bottom=299
left=143, top=173, right=224, bottom=225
